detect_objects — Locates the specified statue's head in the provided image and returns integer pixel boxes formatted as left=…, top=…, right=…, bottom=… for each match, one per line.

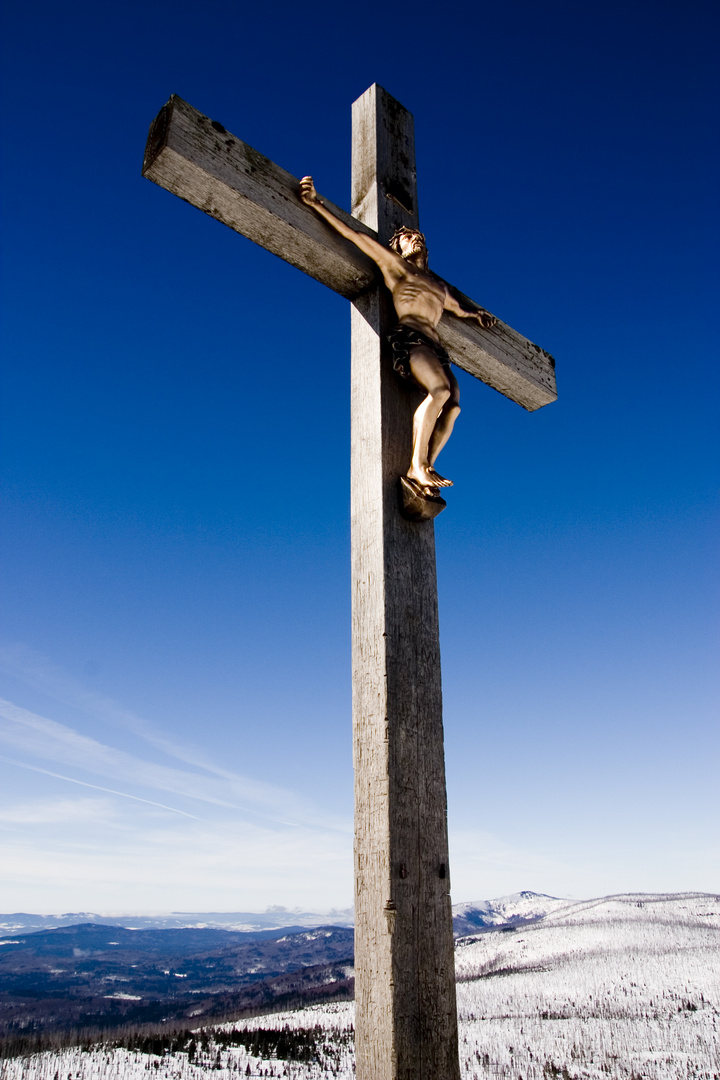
left=389, top=226, right=427, bottom=261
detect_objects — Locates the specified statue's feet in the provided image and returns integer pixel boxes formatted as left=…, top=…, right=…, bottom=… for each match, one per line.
left=407, top=471, right=439, bottom=496
left=427, top=466, right=453, bottom=488
left=407, top=464, right=453, bottom=492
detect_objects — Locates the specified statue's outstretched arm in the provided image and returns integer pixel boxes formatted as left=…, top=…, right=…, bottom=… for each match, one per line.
left=299, top=176, right=399, bottom=277
left=443, top=287, right=496, bottom=330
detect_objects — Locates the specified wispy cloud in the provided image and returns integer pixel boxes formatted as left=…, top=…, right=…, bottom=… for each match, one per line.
left=0, top=696, right=349, bottom=832
left=0, top=667, right=354, bottom=910
left=0, top=645, right=350, bottom=833
left=0, top=643, right=250, bottom=778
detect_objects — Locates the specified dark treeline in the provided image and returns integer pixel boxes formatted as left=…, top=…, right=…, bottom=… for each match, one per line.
left=0, top=1020, right=354, bottom=1066
left=0, top=979, right=354, bottom=1060
left=119, top=1023, right=354, bottom=1064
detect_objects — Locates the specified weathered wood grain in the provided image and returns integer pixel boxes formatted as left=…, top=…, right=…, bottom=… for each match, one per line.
left=143, top=95, right=557, bottom=412
left=351, top=83, right=461, bottom=1080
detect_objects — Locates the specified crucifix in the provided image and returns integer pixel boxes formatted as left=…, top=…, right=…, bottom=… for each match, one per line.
left=142, top=84, right=556, bottom=1080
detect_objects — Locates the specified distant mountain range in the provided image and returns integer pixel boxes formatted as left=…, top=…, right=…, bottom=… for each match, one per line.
left=0, top=908, right=356, bottom=935
left=0, top=891, right=563, bottom=936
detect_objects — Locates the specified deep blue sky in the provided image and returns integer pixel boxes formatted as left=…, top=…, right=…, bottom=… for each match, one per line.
left=1, top=0, right=718, bottom=913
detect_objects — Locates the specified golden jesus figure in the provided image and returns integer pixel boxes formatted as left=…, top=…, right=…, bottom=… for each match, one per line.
left=299, top=176, right=495, bottom=497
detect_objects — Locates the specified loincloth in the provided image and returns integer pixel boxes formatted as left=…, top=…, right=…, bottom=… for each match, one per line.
left=387, top=324, right=451, bottom=380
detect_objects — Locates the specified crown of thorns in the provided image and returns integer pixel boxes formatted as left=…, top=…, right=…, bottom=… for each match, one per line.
left=389, top=226, right=427, bottom=254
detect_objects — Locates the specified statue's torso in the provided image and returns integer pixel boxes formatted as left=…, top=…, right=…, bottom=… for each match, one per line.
left=391, top=266, right=446, bottom=342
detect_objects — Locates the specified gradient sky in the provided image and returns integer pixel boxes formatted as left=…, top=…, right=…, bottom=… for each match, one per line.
left=1, top=0, right=717, bottom=915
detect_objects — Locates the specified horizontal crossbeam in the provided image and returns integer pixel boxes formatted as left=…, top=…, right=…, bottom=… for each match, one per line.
left=143, top=95, right=557, bottom=411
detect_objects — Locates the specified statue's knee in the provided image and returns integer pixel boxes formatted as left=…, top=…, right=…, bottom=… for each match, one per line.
left=431, top=384, right=451, bottom=407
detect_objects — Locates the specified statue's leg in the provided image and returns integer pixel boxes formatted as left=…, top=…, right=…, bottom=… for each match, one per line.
left=428, top=367, right=461, bottom=467
left=407, top=347, right=452, bottom=489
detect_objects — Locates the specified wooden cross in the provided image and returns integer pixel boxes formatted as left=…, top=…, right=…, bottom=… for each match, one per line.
left=143, top=84, right=556, bottom=1080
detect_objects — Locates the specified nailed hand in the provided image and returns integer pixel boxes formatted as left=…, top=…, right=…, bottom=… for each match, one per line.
left=299, top=176, right=320, bottom=206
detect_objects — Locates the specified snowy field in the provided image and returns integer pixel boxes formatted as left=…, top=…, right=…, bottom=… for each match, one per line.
left=3, top=893, right=718, bottom=1080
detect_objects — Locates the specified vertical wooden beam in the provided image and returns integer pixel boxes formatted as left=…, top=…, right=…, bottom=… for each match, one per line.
left=351, top=84, right=460, bottom=1080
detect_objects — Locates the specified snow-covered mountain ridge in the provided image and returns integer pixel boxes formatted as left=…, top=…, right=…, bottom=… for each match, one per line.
left=452, top=890, right=569, bottom=934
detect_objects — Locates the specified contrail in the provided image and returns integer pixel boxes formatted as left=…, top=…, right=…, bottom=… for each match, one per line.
left=0, top=756, right=199, bottom=818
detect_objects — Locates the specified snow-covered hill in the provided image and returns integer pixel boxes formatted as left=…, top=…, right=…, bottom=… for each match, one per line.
left=453, top=891, right=719, bottom=1077
left=3, top=892, right=718, bottom=1080
left=452, top=890, right=569, bottom=935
